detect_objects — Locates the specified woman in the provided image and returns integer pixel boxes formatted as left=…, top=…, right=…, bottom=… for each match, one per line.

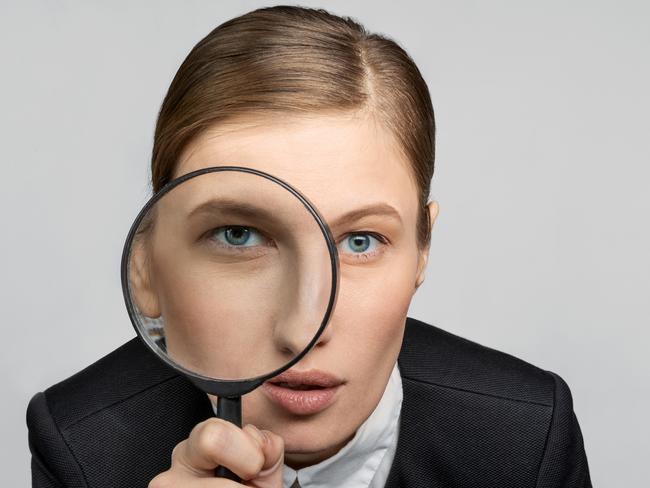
left=26, top=5, right=592, bottom=487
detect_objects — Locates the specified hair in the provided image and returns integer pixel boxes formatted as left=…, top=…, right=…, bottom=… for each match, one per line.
left=150, top=5, right=435, bottom=248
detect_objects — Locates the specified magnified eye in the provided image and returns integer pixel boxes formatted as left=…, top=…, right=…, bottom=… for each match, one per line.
left=211, top=226, right=266, bottom=248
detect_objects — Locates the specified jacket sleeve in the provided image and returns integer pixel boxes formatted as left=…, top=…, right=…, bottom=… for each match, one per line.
left=536, top=371, right=592, bottom=488
left=26, top=392, right=88, bottom=488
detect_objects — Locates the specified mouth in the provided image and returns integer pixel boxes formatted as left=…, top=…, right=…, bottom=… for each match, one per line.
left=261, top=369, right=344, bottom=415
left=270, top=382, right=327, bottom=390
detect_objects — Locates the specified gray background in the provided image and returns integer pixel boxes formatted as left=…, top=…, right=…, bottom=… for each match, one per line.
left=1, top=1, right=648, bottom=485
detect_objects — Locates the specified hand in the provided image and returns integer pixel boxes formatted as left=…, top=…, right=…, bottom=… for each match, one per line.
left=149, top=418, right=284, bottom=487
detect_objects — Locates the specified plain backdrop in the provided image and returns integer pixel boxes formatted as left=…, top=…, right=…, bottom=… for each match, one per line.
left=1, top=1, right=648, bottom=485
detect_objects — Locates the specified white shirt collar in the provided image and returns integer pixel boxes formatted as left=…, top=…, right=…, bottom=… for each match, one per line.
left=283, top=361, right=403, bottom=488
left=207, top=361, right=403, bottom=488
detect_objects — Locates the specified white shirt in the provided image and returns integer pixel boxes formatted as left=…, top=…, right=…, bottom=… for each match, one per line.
left=208, top=361, right=403, bottom=488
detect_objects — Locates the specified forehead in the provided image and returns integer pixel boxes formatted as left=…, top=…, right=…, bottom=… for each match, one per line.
left=176, top=112, right=419, bottom=221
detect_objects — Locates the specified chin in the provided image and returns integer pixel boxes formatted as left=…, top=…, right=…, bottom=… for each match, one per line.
left=270, top=406, right=358, bottom=456
left=284, top=429, right=346, bottom=454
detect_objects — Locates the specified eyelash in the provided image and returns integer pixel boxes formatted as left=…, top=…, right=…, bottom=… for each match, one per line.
left=205, top=226, right=271, bottom=250
left=337, top=232, right=389, bottom=261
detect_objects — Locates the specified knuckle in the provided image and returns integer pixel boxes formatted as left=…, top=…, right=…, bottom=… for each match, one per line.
left=197, top=419, right=233, bottom=456
left=148, top=472, right=173, bottom=488
left=186, top=419, right=266, bottom=480
left=170, top=440, right=186, bottom=464
left=196, top=419, right=234, bottom=459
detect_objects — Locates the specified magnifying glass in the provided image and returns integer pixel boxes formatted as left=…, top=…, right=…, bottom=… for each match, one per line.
left=120, top=166, right=339, bottom=480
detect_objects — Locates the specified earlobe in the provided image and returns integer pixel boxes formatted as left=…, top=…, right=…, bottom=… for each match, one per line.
left=414, top=200, right=438, bottom=290
left=427, top=200, right=439, bottom=224
left=415, top=253, right=427, bottom=289
left=129, top=239, right=161, bottom=318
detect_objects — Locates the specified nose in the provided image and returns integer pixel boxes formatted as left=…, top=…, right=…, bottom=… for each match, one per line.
left=273, top=308, right=335, bottom=358
left=272, top=240, right=336, bottom=358
left=313, top=307, right=335, bottom=346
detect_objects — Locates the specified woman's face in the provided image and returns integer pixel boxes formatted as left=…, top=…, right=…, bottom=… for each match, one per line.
left=148, top=111, right=437, bottom=467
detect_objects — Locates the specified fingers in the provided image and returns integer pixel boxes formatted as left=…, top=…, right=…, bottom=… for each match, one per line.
left=148, top=419, right=285, bottom=487
left=149, top=471, right=241, bottom=488
left=249, top=429, right=285, bottom=488
left=171, top=418, right=266, bottom=480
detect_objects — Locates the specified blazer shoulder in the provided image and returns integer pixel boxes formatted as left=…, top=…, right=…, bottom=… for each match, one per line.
left=30, top=337, right=178, bottom=431
left=26, top=338, right=215, bottom=487
left=400, top=316, right=555, bottom=406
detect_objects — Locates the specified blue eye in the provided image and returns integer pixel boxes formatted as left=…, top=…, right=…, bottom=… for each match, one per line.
left=339, top=233, right=381, bottom=255
left=212, top=226, right=264, bottom=248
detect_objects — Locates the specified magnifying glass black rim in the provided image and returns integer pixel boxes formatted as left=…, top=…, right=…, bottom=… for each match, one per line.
left=120, top=165, right=340, bottom=397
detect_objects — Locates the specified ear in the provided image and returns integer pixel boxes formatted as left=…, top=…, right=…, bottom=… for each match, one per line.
left=415, top=200, right=439, bottom=290
left=128, top=238, right=161, bottom=318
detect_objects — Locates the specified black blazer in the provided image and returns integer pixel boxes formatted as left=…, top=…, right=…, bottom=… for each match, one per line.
left=26, top=317, right=592, bottom=487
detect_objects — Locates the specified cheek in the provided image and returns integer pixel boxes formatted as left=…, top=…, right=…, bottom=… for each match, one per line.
left=342, top=283, right=410, bottom=372
left=339, top=249, right=418, bottom=343
left=312, top=247, right=419, bottom=399
left=149, top=243, right=326, bottom=378
left=150, top=250, right=278, bottom=377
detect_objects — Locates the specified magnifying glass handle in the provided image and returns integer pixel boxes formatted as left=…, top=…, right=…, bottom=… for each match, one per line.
left=214, top=396, right=242, bottom=481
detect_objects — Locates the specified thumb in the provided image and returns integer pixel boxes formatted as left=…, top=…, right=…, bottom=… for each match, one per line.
left=246, top=428, right=284, bottom=488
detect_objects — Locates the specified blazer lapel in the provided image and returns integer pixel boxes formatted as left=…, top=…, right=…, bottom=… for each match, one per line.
left=383, top=355, right=443, bottom=488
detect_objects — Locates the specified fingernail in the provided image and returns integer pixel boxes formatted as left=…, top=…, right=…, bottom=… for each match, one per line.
left=248, top=424, right=267, bottom=446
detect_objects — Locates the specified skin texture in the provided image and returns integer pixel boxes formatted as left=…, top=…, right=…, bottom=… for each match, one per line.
left=139, top=109, right=439, bottom=476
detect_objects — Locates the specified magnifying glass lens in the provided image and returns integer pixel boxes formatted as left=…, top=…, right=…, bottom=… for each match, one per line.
left=125, top=169, right=335, bottom=381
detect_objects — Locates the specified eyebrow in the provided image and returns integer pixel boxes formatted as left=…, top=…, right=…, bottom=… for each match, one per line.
left=187, top=198, right=277, bottom=223
left=329, top=203, right=403, bottom=230
left=187, top=198, right=402, bottom=229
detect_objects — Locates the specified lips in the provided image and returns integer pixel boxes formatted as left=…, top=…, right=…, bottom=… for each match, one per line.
left=261, top=369, right=344, bottom=415
left=268, top=369, right=344, bottom=388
